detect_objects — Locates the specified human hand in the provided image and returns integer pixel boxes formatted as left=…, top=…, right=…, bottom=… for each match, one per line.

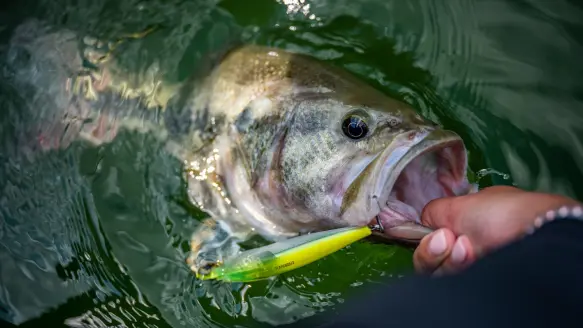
left=413, top=186, right=581, bottom=275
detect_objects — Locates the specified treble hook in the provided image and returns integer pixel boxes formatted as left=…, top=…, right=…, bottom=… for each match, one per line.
left=369, top=195, right=385, bottom=233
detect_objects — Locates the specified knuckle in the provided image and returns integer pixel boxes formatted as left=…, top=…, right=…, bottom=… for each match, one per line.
left=420, top=198, right=440, bottom=226
left=443, top=197, right=461, bottom=229
left=422, top=197, right=457, bottom=228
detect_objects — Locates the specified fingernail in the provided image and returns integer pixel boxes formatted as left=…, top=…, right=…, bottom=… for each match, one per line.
left=451, top=238, right=467, bottom=264
left=428, top=230, right=447, bottom=255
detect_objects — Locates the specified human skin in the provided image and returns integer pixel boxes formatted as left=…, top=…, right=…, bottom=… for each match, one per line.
left=412, top=186, right=582, bottom=275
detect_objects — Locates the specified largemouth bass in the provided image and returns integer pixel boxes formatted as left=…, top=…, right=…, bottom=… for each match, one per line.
left=4, top=19, right=476, bottom=276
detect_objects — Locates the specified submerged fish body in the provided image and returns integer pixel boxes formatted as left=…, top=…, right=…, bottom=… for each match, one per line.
left=5, top=19, right=476, bottom=275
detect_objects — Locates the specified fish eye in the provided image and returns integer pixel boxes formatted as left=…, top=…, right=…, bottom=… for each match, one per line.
left=341, top=114, right=369, bottom=140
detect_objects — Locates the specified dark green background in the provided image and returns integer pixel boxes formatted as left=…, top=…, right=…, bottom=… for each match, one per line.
left=1, top=0, right=582, bottom=327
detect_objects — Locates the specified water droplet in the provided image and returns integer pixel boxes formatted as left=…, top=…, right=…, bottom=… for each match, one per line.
left=476, top=168, right=510, bottom=180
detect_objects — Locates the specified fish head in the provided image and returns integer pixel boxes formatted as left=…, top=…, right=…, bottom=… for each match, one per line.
left=193, top=46, right=476, bottom=248
left=286, top=93, right=474, bottom=239
left=221, top=88, right=475, bottom=243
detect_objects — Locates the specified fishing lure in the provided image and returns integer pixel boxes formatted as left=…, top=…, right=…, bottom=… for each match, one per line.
left=196, top=224, right=381, bottom=283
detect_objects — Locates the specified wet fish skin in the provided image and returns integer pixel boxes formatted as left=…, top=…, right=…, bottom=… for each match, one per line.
left=3, top=19, right=474, bottom=276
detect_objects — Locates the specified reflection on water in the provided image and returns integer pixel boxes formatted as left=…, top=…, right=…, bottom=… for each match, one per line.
left=1, top=0, right=582, bottom=327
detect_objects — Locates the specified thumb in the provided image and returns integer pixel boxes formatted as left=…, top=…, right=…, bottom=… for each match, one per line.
left=420, top=196, right=464, bottom=230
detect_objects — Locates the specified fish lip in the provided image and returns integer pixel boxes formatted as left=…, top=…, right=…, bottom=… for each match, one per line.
left=366, top=129, right=468, bottom=242
left=372, top=129, right=465, bottom=206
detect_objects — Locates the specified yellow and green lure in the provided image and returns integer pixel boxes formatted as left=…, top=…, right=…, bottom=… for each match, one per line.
left=196, top=225, right=375, bottom=283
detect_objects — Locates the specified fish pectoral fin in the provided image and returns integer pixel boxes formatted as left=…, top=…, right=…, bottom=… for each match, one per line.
left=187, top=218, right=255, bottom=276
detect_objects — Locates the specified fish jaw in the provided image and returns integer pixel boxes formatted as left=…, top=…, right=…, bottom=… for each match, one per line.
left=337, top=128, right=476, bottom=242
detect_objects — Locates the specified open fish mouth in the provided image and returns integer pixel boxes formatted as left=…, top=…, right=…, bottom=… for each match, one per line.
left=365, top=129, right=473, bottom=243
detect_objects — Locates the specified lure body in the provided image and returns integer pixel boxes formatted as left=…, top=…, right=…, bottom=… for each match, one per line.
left=196, top=225, right=372, bottom=282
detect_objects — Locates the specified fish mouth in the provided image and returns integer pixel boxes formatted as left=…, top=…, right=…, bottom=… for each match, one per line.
left=365, top=129, right=471, bottom=243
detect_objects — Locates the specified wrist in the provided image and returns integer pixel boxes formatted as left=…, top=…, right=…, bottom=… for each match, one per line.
left=482, top=193, right=581, bottom=252
left=523, top=200, right=583, bottom=236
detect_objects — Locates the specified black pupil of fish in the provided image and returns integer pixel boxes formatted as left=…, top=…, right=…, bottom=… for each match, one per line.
left=342, top=116, right=368, bottom=139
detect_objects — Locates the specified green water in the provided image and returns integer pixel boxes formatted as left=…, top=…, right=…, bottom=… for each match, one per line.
left=1, top=0, right=582, bottom=327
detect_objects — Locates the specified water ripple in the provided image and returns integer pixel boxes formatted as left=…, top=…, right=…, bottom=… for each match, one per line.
left=1, top=0, right=583, bottom=327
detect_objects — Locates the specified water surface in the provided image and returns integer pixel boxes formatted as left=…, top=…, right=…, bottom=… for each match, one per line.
left=1, top=0, right=582, bottom=327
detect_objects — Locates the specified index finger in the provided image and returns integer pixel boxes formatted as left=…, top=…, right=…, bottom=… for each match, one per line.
left=420, top=185, right=521, bottom=232
left=420, top=196, right=463, bottom=230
